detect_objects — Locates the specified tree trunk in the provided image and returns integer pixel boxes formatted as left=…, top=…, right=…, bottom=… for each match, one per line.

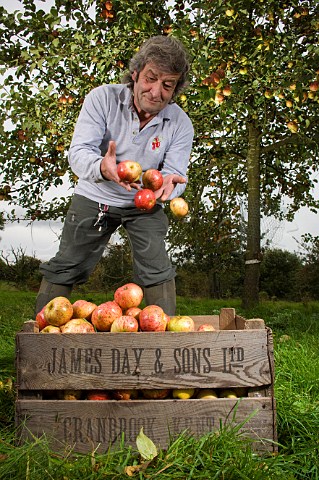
left=242, top=123, right=261, bottom=309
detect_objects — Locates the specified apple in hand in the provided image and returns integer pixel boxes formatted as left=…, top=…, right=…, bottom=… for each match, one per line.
left=134, top=189, right=156, bottom=210
left=110, top=315, right=139, bottom=332
left=72, top=300, right=97, bottom=320
left=167, top=315, right=195, bottom=332
left=114, top=282, right=143, bottom=309
left=142, top=169, right=163, bottom=191
left=60, top=318, right=95, bottom=333
left=35, top=306, right=50, bottom=331
left=139, top=305, right=168, bottom=332
left=91, top=301, right=122, bottom=331
left=117, top=160, right=142, bottom=182
left=170, top=197, right=189, bottom=218
left=43, top=296, right=73, bottom=327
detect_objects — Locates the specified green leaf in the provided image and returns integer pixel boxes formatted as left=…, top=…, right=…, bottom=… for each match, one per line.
left=136, top=427, right=157, bottom=461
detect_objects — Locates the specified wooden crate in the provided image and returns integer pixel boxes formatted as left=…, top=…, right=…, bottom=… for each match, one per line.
left=15, top=308, right=277, bottom=453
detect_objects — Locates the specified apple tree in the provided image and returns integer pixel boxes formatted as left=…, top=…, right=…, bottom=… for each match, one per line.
left=1, top=0, right=319, bottom=307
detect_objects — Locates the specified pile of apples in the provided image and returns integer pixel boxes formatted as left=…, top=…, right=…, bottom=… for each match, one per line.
left=117, top=160, right=189, bottom=217
left=36, top=282, right=215, bottom=334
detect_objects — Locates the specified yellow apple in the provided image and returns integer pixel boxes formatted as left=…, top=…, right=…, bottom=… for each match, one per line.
left=172, top=388, right=195, bottom=399
left=196, top=389, right=218, bottom=399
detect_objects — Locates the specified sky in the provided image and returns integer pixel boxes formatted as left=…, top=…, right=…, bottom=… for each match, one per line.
left=1, top=0, right=319, bottom=263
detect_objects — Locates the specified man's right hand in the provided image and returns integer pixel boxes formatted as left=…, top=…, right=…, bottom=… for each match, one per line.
left=100, top=141, right=140, bottom=191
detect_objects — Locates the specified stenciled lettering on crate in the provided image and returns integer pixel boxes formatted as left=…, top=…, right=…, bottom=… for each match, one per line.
left=16, top=329, right=271, bottom=390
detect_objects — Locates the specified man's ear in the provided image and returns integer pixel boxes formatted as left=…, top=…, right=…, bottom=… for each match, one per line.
left=132, top=70, right=137, bottom=82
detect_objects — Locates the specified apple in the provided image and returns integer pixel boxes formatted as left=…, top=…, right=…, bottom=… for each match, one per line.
left=309, top=81, right=319, bottom=92
left=125, top=306, right=142, bottom=320
left=40, top=325, right=61, bottom=334
left=196, top=389, right=218, bottom=399
left=141, top=389, right=171, bottom=399
left=60, top=318, right=95, bottom=333
left=112, top=389, right=138, bottom=400
left=170, top=197, right=189, bottom=218
left=172, top=388, right=195, bottom=399
left=43, top=296, right=73, bottom=327
left=117, top=160, right=142, bottom=183
left=139, top=305, right=167, bottom=332
left=72, top=299, right=97, bottom=320
left=222, top=85, right=232, bottom=96
left=62, top=390, right=82, bottom=400
left=287, top=121, right=298, bottom=133
left=114, top=282, right=143, bottom=309
left=110, top=315, right=139, bottom=332
left=220, top=389, right=238, bottom=399
left=91, top=301, right=122, bottom=331
left=197, top=324, right=216, bottom=332
left=142, top=169, right=163, bottom=191
left=35, top=306, right=50, bottom=331
left=167, top=315, right=195, bottom=332
left=134, top=189, right=156, bottom=210
left=87, top=390, right=112, bottom=400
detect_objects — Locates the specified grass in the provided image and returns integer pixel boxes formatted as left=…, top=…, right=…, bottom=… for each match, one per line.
left=0, top=284, right=319, bottom=479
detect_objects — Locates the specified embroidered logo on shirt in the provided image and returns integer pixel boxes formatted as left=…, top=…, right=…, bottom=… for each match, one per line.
left=151, top=136, right=161, bottom=151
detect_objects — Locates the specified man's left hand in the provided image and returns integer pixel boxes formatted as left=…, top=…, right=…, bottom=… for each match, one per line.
left=154, top=174, right=187, bottom=202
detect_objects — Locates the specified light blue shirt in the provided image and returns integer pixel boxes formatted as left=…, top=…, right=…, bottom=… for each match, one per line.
left=68, top=84, right=194, bottom=207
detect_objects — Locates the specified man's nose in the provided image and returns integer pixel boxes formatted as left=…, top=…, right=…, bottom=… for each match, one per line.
left=150, top=81, right=162, bottom=98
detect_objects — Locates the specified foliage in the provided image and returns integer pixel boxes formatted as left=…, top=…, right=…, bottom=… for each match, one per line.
left=0, top=247, right=42, bottom=290
left=296, top=234, right=319, bottom=300
left=259, top=248, right=302, bottom=300
left=1, top=0, right=319, bottom=307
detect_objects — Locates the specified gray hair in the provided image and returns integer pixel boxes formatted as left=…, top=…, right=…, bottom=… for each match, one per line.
left=122, top=35, right=191, bottom=98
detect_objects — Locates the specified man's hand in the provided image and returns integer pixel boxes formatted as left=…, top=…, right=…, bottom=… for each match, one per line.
left=100, top=141, right=141, bottom=191
left=154, top=174, right=187, bottom=202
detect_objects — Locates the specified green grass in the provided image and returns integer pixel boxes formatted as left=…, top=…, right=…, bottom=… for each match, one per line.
left=1, top=286, right=319, bottom=479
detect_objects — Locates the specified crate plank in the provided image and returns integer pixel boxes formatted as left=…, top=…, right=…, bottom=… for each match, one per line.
left=16, top=397, right=276, bottom=453
left=16, top=329, right=272, bottom=390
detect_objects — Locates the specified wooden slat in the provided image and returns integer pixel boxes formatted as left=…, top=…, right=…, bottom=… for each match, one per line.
left=16, top=329, right=272, bottom=390
left=219, top=308, right=236, bottom=330
left=236, top=316, right=265, bottom=330
left=16, top=398, right=276, bottom=453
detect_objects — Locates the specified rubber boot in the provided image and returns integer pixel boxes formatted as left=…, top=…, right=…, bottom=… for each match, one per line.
left=143, top=278, right=176, bottom=316
left=35, top=277, right=73, bottom=315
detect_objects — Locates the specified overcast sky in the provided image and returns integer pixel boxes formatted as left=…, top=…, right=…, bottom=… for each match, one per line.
left=1, top=0, right=319, bottom=262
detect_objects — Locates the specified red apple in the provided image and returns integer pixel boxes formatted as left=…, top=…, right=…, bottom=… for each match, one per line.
left=142, top=169, right=163, bottom=191
left=166, top=315, right=195, bottom=332
left=114, top=282, right=143, bottom=309
left=110, top=315, right=139, bottom=332
left=134, top=189, right=156, bottom=210
left=139, top=305, right=167, bottom=332
left=309, top=81, right=318, bottom=92
left=72, top=299, right=97, bottom=320
left=43, top=296, right=73, bottom=327
left=197, top=323, right=216, bottom=332
left=87, top=390, right=112, bottom=400
left=60, top=318, right=95, bottom=333
left=35, top=306, right=50, bottom=331
left=170, top=197, right=189, bottom=218
left=112, top=389, right=138, bottom=400
left=91, top=301, right=122, bottom=331
left=40, top=325, right=61, bottom=334
left=117, top=160, right=142, bottom=182
left=141, top=389, right=171, bottom=399
left=125, top=306, right=142, bottom=320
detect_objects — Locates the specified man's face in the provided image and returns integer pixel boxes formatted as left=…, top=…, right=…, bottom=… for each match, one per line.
left=132, top=63, right=181, bottom=117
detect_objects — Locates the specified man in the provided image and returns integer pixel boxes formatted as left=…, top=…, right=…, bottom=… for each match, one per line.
left=35, top=35, right=194, bottom=316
